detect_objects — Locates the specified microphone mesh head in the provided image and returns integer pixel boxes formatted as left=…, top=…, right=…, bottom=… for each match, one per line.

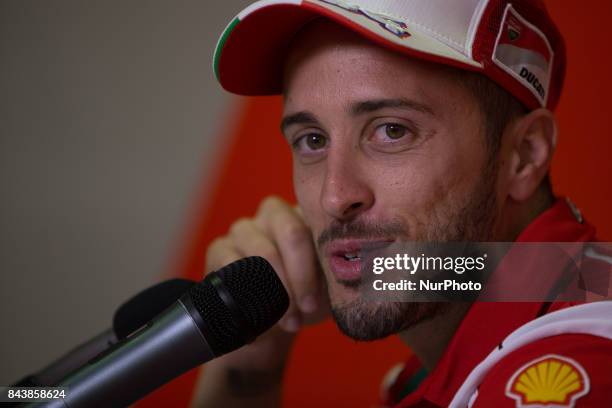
left=188, top=278, right=242, bottom=355
left=187, top=256, right=289, bottom=355
left=217, top=256, right=289, bottom=335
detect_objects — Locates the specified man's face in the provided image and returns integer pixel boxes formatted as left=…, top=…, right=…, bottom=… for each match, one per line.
left=281, top=21, right=500, bottom=340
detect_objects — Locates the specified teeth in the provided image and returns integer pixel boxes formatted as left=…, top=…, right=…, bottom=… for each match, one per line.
left=343, top=253, right=361, bottom=261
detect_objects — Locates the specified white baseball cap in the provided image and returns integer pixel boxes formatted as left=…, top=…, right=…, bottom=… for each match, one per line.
left=213, top=0, right=565, bottom=110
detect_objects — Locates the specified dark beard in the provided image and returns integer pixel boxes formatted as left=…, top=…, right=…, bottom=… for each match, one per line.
left=331, top=301, right=452, bottom=341
left=327, top=160, right=499, bottom=341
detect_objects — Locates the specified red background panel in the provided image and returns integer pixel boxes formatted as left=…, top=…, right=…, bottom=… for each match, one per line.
left=136, top=1, right=612, bottom=406
left=547, top=2, right=612, bottom=240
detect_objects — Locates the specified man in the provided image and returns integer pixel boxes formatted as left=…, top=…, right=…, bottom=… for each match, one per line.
left=194, top=1, right=612, bottom=406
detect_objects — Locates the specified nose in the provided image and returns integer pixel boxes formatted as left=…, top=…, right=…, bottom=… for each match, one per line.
left=320, top=149, right=374, bottom=221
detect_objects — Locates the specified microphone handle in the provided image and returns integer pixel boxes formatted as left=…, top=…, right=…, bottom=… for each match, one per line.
left=13, top=328, right=118, bottom=389
left=26, top=298, right=213, bottom=408
left=13, top=278, right=195, bottom=389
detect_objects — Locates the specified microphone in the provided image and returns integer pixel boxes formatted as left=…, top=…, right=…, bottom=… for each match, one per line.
left=30, top=256, right=289, bottom=408
left=113, top=278, right=196, bottom=340
left=12, top=279, right=196, bottom=389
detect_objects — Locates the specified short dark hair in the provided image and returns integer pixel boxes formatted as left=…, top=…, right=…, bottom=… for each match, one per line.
left=457, top=71, right=553, bottom=195
left=460, top=71, right=527, bottom=154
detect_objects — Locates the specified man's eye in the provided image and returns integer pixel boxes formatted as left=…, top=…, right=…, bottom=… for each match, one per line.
left=379, top=123, right=408, bottom=140
left=295, top=133, right=327, bottom=151
left=367, top=121, right=423, bottom=153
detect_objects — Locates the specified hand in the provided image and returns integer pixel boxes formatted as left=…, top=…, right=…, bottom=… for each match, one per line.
left=205, top=196, right=329, bottom=366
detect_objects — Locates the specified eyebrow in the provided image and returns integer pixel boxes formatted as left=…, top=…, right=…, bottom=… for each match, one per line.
left=350, top=98, right=434, bottom=116
left=280, top=98, right=434, bottom=134
left=280, top=111, right=319, bottom=134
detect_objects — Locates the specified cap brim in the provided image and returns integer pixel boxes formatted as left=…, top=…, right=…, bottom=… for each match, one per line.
left=214, top=0, right=483, bottom=96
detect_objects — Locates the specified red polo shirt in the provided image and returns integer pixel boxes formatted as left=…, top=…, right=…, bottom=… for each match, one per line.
left=381, top=199, right=612, bottom=407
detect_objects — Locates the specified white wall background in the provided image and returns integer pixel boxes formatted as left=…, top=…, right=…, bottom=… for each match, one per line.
left=0, top=0, right=252, bottom=384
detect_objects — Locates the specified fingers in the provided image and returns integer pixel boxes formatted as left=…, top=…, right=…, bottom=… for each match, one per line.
left=206, top=237, right=241, bottom=273
left=204, top=196, right=329, bottom=335
left=255, top=198, right=323, bottom=316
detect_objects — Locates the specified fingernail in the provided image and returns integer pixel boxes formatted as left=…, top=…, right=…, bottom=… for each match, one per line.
left=300, top=295, right=317, bottom=313
left=283, top=316, right=300, bottom=332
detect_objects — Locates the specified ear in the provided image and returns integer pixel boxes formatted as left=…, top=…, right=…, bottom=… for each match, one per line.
left=505, top=108, right=557, bottom=202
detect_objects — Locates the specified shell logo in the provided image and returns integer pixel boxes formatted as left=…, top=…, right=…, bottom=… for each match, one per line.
left=505, top=354, right=590, bottom=407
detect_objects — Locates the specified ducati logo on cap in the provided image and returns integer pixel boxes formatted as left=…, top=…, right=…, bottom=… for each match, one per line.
left=505, top=355, right=590, bottom=407
left=493, top=5, right=554, bottom=106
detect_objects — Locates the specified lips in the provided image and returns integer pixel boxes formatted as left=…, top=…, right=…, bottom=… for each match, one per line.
left=325, top=239, right=395, bottom=284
